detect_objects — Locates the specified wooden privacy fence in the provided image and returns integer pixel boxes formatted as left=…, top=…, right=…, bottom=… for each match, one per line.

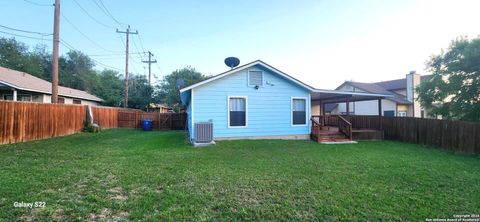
left=315, top=114, right=480, bottom=154
left=0, top=101, right=186, bottom=145
left=118, top=110, right=186, bottom=130
left=0, top=101, right=86, bottom=144
left=382, top=117, right=480, bottom=154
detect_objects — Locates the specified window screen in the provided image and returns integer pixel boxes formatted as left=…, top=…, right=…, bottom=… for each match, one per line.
left=292, top=99, right=306, bottom=125
left=229, top=97, right=246, bottom=127
left=249, top=71, right=263, bottom=86
left=73, top=99, right=82, bottom=104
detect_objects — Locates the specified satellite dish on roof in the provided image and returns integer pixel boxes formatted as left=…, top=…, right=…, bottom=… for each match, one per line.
left=176, top=78, right=185, bottom=89
left=224, top=57, right=240, bottom=69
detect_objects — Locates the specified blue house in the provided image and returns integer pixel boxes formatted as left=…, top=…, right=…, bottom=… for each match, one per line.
left=180, top=60, right=390, bottom=143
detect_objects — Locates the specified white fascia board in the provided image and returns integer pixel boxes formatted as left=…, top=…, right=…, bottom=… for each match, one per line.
left=179, top=60, right=315, bottom=93
left=312, top=88, right=393, bottom=98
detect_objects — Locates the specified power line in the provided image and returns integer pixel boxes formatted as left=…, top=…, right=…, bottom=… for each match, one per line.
left=61, top=14, right=121, bottom=53
left=0, top=24, right=51, bottom=36
left=23, top=0, right=53, bottom=7
left=116, top=25, right=138, bottom=107
left=131, top=37, right=146, bottom=61
left=88, top=52, right=144, bottom=57
left=71, top=0, right=116, bottom=29
left=142, top=51, right=157, bottom=84
left=0, top=30, right=49, bottom=41
left=137, top=35, right=147, bottom=57
left=93, top=0, right=127, bottom=28
left=60, top=38, right=123, bottom=71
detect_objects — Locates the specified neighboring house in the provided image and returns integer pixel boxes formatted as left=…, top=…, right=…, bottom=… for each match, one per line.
left=0, top=66, right=103, bottom=105
left=148, top=103, right=170, bottom=113
left=180, top=60, right=390, bottom=142
left=331, top=71, right=433, bottom=118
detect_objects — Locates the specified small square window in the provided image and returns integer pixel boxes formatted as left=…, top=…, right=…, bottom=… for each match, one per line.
left=248, top=71, right=263, bottom=86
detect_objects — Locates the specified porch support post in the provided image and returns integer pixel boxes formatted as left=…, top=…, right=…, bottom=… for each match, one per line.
left=378, top=98, right=382, bottom=116
left=321, top=102, right=325, bottom=116
left=12, top=88, right=17, bottom=101
left=378, top=98, right=383, bottom=130
left=345, top=96, right=350, bottom=117
left=318, top=100, right=323, bottom=115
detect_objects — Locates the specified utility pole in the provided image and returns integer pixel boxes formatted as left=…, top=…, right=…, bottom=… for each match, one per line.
left=51, top=0, right=60, bottom=103
left=116, top=25, right=138, bottom=107
left=142, top=51, right=157, bottom=84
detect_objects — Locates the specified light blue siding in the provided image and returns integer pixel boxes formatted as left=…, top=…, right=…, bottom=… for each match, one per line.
left=191, top=65, right=310, bottom=139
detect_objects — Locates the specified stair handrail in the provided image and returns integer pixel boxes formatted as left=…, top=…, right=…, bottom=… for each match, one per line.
left=337, top=115, right=353, bottom=140
left=311, top=117, right=322, bottom=138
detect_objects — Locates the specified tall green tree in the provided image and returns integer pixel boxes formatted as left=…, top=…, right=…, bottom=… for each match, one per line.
left=93, top=70, right=124, bottom=107
left=59, top=50, right=98, bottom=91
left=0, top=38, right=47, bottom=78
left=128, top=75, right=154, bottom=109
left=154, top=67, right=207, bottom=108
left=417, top=36, right=480, bottom=121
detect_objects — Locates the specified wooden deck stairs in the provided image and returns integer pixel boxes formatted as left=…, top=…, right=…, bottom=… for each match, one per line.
left=310, top=126, right=352, bottom=142
left=310, top=115, right=384, bottom=143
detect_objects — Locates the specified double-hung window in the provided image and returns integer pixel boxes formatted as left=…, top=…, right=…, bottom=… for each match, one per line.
left=229, top=97, right=247, bottom=127
left=292, top=98, right=307, bottom=125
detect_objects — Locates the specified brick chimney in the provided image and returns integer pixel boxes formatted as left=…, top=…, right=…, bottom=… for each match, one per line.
left=406, top=71, right=421, bottom=117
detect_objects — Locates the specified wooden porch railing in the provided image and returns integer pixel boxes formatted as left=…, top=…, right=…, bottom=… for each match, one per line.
left=312, top=115, right=382, bottom=130
left=310, top=117, right=322, bottom=140
left=337, top=115, right=352, bottom=139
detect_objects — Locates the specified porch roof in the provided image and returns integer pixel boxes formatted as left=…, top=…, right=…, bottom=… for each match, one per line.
left=311, top=89, right=392, bottom=104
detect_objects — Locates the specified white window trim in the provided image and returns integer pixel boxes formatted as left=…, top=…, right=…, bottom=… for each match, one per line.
left=247, top=70, right=263, bottom=86
left=227, top=96, right=248, bottom=128
left=291, top=96, right=308, bottom=127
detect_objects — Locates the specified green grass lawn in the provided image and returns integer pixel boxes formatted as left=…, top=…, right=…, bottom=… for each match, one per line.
left=0, top=129, right=479, bottom=221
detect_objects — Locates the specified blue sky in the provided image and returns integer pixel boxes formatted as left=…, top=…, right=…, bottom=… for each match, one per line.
left=1, top=0, right=479, bottom=88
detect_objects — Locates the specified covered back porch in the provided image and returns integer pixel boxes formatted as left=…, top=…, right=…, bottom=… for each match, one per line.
left=310, top=89, right=390, bottom=142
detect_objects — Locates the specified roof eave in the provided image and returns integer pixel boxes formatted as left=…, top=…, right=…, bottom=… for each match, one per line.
left=312, top=88, right=393, bottom=98
left=0, top=80, right=103, bottom=102
left=179, top=60, right=315, bottom=93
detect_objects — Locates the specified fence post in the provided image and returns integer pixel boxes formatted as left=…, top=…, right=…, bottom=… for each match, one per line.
left=85, top=105, right=93, bottom=126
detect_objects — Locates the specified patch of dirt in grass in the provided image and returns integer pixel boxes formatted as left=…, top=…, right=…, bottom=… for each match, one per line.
left=155, top=187, right=164, bottom=193
left=52, top=208, right=65, bottom=221
left=108, top=187, right=128, bottom=201
left=234, top=186, right=264, bottom=206
left=19, top=208, right=41, bottom=222
left=43, top=188, right=56, bottom=194
left=87, top=208, right=130, bottom=222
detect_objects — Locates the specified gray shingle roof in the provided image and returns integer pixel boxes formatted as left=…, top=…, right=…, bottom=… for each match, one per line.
left=0, top=66, right=103, bottom=102
left=375, top=75, right=433, bottom=90
left=339, top=74, right=433, bottom=105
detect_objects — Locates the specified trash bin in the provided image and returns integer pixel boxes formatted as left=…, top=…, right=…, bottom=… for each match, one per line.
left=142, top=119, right=153, bottom=131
